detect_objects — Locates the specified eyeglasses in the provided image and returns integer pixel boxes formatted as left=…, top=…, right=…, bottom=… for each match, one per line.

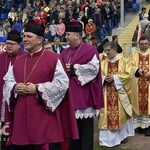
left=45, top=47, right=52, bottom=50
left=6, top=42, right=18, bottom=46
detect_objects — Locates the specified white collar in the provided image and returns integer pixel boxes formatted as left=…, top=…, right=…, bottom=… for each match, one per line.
left=28, top=47, right=42, bottom=56
left=110, top=54, right=118, bottom=62
left=140, top=49, right=149, bottom=55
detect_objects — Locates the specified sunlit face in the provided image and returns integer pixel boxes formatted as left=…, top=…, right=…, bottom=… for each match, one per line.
left=6, top=40, right=20, bottom=55
left=68, top=5, right=72, bottom=10
left=44, top=43, right=53, bottom=52
left=60, top=0, right=63, bottom=4
left=65, top=32, right=78, bottom=46
left=96, top=9, right=100, bottom=13
left=59, top=18, right=62, bottom=24
left=143, top=8, right=146, bottom=13
left=102, top=0, right=106, bottom=5
left=50, top=4, right=55, bottom=9
left=15, top=16, right=19, bottom=21
left=23, top=32, right=43, bottom=53
left=11, top=7, right=15, bottom=12
left=87, top=34, right=92, bottom=40
left=40, top=6, right=44, bottom=11
left=34, top=12, right=38, bottom=16
left=36, top=1, right=40, bottom=6
left=52, top=20, right=55, bottom=24
left=104, top=46, right=117, bottom=59
left=88, top=20, right=93, bottom=25
left=106, top=2, right=110, bottom=6
left=7, top=27, right=12, bottom=32
left=139, top=39, right=149, bottom=51
left=18, top=8, right=21, bottom=12
left=54, top=39, right=60, bottom=45
left=114, top=37, right=119, bottom=42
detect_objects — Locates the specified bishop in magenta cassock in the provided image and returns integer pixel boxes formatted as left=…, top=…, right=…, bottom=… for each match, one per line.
left=0, top=29, right=25, bottom=150
left=61, top=20, right=104, bottom=150
left=3, top=21, right=78, bottom=150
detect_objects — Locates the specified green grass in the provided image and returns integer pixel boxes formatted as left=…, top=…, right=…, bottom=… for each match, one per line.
left=94, top=145, right=135, bottom=150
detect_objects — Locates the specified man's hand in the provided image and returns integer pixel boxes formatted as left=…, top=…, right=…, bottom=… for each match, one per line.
left=15, top=83, right=27, bottom=95
left=138, top=69, right=147, bottom=76
left=15, top=82, right=36, bottom=95
left=26, top=82, right=36, bottom=94
left=66, top=63, right=70, bottom=72
left=105, top=74, right=114, bottom=83
left=144, top=72, right=150, bottom=78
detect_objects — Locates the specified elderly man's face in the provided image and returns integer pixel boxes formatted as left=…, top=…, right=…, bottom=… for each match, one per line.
left=54, top=39, right=60, bottom=45
left=65, top=32, right=79, bottom=46
left=23, top=32, right=43, bottom=53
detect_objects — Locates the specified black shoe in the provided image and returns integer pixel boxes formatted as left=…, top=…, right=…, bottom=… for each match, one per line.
left=145, top=127, right=150, bottom=136
left=135, top=127, right=146, bottom=134
left=121, top=138, right=128, bottom=144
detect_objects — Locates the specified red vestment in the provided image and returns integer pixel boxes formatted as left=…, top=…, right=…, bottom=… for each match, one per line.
left=6, top=49, right=78, bottom=145
left=0, top=50, right=25, bottom=136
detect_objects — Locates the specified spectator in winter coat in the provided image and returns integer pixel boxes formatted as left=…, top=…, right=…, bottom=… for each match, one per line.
left=44, top=24, right=52, bottom=42
left=12, top=16, right=22, bottom=34
left=112, top=35, right=123, bottom=53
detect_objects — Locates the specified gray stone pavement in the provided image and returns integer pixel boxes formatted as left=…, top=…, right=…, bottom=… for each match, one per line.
left=94, top=118, right=150, bottom=150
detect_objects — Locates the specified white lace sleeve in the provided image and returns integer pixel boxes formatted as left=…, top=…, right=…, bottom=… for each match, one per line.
left=38, top=59, right=69, bottom=112
left=74, top=54, right=100, bottom=86
left=2, top=64, right=16, bottom=111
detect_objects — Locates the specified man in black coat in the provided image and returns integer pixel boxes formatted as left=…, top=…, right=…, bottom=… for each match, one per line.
left=52, top=37, right=64, bottom=54
left=112, top=35, right=123, bottom=53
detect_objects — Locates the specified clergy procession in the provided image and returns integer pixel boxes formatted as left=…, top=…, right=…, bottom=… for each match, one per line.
left=0, top=0, right=150, bottom=150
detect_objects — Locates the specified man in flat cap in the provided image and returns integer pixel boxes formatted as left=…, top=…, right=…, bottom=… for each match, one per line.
left=3, top=22, right=78, bottom=150
left=61, top=20, right=104, bottom=150
left=0, top=29, right=25, bottom=150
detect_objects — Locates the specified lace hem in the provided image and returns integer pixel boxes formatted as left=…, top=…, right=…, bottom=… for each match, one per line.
left=1, top=98, right=5, bottom=122
left=75, top=107, right=100, bottom=119
left=1, top=82, right=16, bottom=121
left=38, top=80, right=68, bottom=112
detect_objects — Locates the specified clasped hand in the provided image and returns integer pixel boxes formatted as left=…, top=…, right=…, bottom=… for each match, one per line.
left=105, top=74, right=114, bottom=83
left=138, top=69, right=150, bottom=78
left=15, top=82, right=36, bottom=95
left=66, top=63, right=70, bottom=72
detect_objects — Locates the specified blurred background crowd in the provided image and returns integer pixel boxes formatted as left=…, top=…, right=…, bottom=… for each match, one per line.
left=0, top=0, right=124, bottom=45
left=0, top=0, right=149, bottom=47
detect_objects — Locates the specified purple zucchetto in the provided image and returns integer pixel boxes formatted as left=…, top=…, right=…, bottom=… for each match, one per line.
left=7, top=29, right=22, bottom=43
left=65, top=19, right=82, bottom=33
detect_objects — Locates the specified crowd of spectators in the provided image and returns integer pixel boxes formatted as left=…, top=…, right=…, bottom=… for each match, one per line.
left=0, top=0, right=122, bottom=45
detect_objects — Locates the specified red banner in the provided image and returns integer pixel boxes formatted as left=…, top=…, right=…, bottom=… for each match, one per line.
left=0, top=43, right=6, bottom=54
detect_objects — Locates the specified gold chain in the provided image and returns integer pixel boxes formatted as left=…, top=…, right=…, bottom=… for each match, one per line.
left=24, top=50, right=45, bottom=83
left=66, top=42, right=83, bottom=64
